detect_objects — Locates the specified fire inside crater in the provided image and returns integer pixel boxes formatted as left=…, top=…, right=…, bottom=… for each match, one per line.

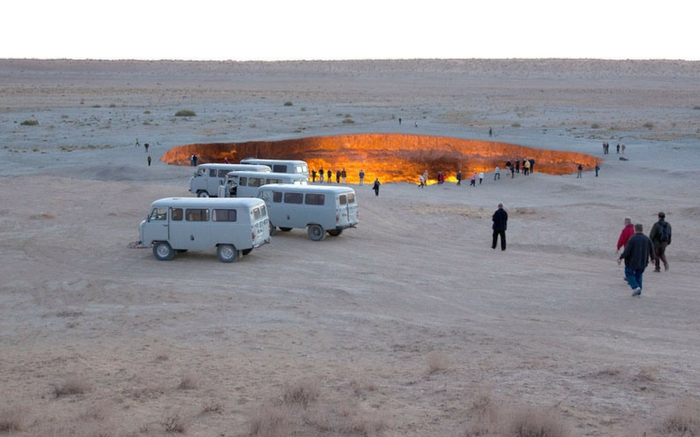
left=162, top=133, right=600, bottom=183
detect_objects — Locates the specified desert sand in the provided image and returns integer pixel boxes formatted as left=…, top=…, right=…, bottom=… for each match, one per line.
left=1, top=59, right=699, bottom=437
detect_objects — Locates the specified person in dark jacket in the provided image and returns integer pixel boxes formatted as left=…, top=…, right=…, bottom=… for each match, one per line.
left=491, top=203, right=508, bottom=251
left=648, top=211, right=672, bottom=272
left=618, top=223, right=656, bottom=296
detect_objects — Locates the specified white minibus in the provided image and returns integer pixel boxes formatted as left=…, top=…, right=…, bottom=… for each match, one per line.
left=239, top=158, right=309, bottom=179
left=224, top=171, right=308, bottom=198
left=257, top=184, right=358, bottom=241
left=189, top=163, right=271, bottom=197
left=138, top=197, right=270, bottom=262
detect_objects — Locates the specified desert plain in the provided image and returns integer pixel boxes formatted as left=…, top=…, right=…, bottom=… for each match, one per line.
left=1, top=58, right=700, bottom=437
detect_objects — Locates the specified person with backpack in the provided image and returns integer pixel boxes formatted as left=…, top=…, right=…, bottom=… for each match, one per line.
left=649, top=212, right=672, bottom=272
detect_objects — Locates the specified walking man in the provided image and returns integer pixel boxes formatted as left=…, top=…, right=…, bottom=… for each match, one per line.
left=617, top=217, right=635, bottom=253
left=359, top=169, right=365, bottom=185
left=372, top=178, right=381, bottom=196
left=618, top=223, right=656, bottom=296
left=491, top=203, right=508, bottom=251
left=649, top=212, right=672, bottom=272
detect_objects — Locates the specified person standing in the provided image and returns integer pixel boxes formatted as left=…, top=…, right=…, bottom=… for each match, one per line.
left=491, top=203, right=508, bottom=251
left=618, top=223, right=656, bottom=296
left=311, top=169, right=317, bottom=183
left=456, top=170, right=462, bottom=186
left=478, top=171, right=484, bottom=185
left=595, top=164, right=600, bottom=177
left=494, top=166, right=500, bottom=180
left=649, top=212, right=672, bottom=272
left=336, top=169, right=341, bottom=184
left=617, top=217, right=635, bottom=253
left=341, top=168, right=347, bottom=183
left=418, top=174, right=425, bottom=188
left=470, top=172, right=477, bottom=187
left=147, top=155, right=152, bottom=166
left=372, top=178, right=381, bottom=196
left=621, top=144, right=626, bottom=154
left=144, top=142, right=149, bottom=153
left=319, top=167, right=324, bottom=183
left=577, top=164, right=583, bottom=178
left=359, top=169, right=365, bottom=185
left=327, top=169, right=332, bottom=183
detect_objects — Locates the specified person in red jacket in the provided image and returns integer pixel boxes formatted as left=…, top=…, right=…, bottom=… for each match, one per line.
left=617, top=217, right=635, bottom=253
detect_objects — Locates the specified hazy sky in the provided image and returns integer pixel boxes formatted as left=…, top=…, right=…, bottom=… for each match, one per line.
left=3, top=0, right=696, bottom=61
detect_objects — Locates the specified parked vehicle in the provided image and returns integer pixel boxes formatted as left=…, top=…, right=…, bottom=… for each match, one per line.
left=239, top=158, right=309, bottom=179
left=189, top=163, right=271, bottom=197
left=138, top=197, right=270, bottom=262
left=224, top=171, right=308, bottom=198
left=257, top=184, right=358, bottom=241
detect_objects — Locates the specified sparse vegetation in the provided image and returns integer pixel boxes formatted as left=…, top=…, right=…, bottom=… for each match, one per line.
left=159, top=411, right=188, bottom=433
left=175, top=109, right=196, bottom=117
left=20, top=119, right=39, bottom=126
left=284, top=101, right=293, bottom=106
left=591, top=123, right=600, bottom=129
left=425, top=351, right=450, bottom=373
left=178, top=374, right=199, bottom=390
left=512, top=122, right=521, bottom=127
left=52, top=377, right=91, bottom=397
left=661, top=397, right=700, bottom=435
left=0, top=407, right=26, bottom=432
left=202, top=401, right=224, bottom=414
left=643, top=121, right=654, bottom=129
left=693, top=105, right=700, bottom=110
left=283, top=379, right=320, bottom=407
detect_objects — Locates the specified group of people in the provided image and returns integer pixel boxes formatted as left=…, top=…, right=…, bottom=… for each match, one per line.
left=311, top=168, right=348, bottom=184
left=602, top=142, right=625, bottom=154
left=617, top=212, right=672, bottom=296
left=505, top=157, right=535, bottom=177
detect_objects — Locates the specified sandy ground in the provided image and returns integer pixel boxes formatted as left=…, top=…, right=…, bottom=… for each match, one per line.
left=1, top=59, right=700, bottom=437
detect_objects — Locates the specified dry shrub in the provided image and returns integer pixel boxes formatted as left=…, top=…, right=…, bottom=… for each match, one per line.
left=52, top=376, right=91, bottom=397
left=201, top=400, right=224, bottom=414
left=0, top=406, right=27, bottom=432
left=282, top=379, right=320, bottom=407
left=178, top=374, right=199, bottom=390
left=635, top=365, right=660, bottom=382
left=249, top=404, right=299, bottom=437
left=159, top=411, right=188, bottom=433
left=465, top=392, right=501, bottom=437
left=662, top=397, right=700, bottom=435
left=426, top=351, right=450, bottom=373
left=303, top=401, right=388, bottom=436
left=507, top=406, right=570, bottom=437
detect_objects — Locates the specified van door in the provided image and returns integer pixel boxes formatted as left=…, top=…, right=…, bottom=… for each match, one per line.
left=143, top=206, right=170, bottom=243
left=170, top=207, right=211, bottom=250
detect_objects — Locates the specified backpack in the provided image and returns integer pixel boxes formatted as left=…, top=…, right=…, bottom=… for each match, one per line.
left=658, top=222, right=670, bottom=243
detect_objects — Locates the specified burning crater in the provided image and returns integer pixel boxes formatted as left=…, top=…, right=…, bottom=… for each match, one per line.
left=162, top=133, right=600, bottom=183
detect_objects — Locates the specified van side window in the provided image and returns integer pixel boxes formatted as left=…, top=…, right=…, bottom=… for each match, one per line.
left=186, top=208, right=209, bottom=222
left=347, top=193, right=355, bottom=204
left=171, top=208, right=183, bottom=221
left=305, top=193, right=325, bottom=205
left=213, top=209, right=237, bottom=222
left=150, top=207, right=168, bottom=221
left=267, top=178, right=283, bottom=184
left=284, top=192, right=303, bottom=204
left=209, top=169, right=217, bottom=177
left=218, top=169, right=229, bottom=178
left=252, top=207, right=261, bottom=220
left=239, top=177, right=247, bottom=186
left=339, top=195, right=347, bottom=205
left=272, top=191, right=283, bottom=203
left=272, top=165, right=286, bottom=173
left=248, top=177, right=264, bottom=187
left=196, top=168, right=206, bottom=176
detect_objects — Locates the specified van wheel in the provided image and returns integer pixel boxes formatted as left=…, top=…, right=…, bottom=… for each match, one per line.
left=197, top=191, right=209, bottom=198
left=308, top=224, right=325, bottom=241
left=269, top=223, right=277, bottom=235
left=217, top=244, right=238, bottom=263
left=328, top=229, right=343, bottom=237
left=153, top=241, right=174, bottom=260
left=242, top=248, right=252, bottom=255
left=279, top=227, right=292, bottom=232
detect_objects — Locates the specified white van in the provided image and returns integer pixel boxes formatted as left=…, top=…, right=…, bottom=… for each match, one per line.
left=224, top=171, right=308, bottom=198
left=239, top=158, right=309, bottom=179
left=138, top=197, right=270, bottom=262
left=257, top=184, right=358, bottom=241
left=189, top=163, right=271, bottom=197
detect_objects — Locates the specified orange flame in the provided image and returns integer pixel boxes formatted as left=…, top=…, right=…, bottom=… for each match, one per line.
left=161, top=133, right=601, bottom=184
